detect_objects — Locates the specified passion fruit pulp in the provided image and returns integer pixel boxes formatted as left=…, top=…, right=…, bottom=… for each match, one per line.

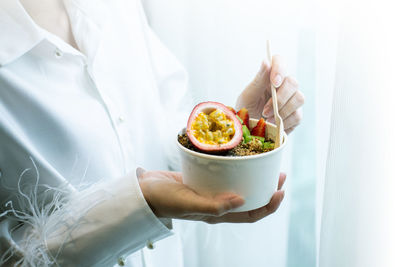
left=186, top=102, right=243, bottom=153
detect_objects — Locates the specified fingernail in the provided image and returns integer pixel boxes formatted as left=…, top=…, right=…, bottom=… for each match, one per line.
left=262, top=106, right=273, bottom=118
left=273, top=74, right=282, bottom=87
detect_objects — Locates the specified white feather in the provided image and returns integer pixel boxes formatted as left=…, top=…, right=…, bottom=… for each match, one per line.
left=0, top=157, right=109, bottom=267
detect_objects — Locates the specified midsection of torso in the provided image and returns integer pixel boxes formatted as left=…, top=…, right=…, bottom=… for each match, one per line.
left=19, top=0, right=79, bottom=50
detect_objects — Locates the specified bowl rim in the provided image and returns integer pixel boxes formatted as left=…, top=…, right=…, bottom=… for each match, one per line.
left=176, top=125, right=287, bottom=161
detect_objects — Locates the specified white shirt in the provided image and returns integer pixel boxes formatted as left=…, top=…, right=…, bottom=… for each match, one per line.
left=0, top=0, right=189, bottom=266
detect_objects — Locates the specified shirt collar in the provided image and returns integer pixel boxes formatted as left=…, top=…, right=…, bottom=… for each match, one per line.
left=0, top=0, right=44, bottom=66
left=0, top=0, right=108, bottom=67
left=63, top=0, right=109, bottom=65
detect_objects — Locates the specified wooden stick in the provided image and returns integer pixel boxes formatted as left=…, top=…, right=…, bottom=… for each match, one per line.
left=266, top=40, right=284, bottom=148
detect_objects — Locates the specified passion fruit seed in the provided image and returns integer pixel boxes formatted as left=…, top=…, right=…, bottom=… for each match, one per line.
left=186, top=101, right=243, bottom=153
left=191, top=109, right=235, bottom=145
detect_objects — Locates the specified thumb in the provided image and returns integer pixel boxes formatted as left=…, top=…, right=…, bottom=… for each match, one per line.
left=136, top=167, right=146, bottom=178
left=270, top=55, right=286, bottom=88
left=237, top=61, right=272, bottom=110
left=189, top=193, right=245, bottom=216
left=262, top=98, right=272, bottom=118
left=245, top=61, right=271, bottom=99
left=246, top=61, right=271, bottom=96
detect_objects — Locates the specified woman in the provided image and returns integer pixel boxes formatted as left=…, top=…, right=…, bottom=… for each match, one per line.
left=0, top=0, right=304, bottom=266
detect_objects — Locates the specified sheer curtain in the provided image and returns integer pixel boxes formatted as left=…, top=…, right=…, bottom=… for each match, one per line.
left=143, top=1, right=318, bottom=266
left=318, top=0, right=400, bottom=266
left=142, top=0, right=399, bottom=266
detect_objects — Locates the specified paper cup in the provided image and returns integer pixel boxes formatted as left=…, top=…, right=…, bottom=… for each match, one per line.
left=177, top=118, right=287, bottom=212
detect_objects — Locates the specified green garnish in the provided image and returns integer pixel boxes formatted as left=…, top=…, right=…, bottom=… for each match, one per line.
left=251, top=135, right=265, bottom=142
left=242, top=125, right=251, bottom=143
left=242, top=125, right=250, bottom=137
left=244, top=135, right=252, bottom=143
left=263, top=141, right=274, bottom=149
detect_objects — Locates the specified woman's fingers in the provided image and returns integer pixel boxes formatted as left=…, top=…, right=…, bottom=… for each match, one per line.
left=262, top=98, right=273, bottom=118
left=140, top=170, right=183, bottom=183
left=277, top=76, right=299, bottom=112
left=277, top=172, right=287, bottom=190
left=279, top=90, right=305, bottom=120
left=204, top=173, right=286, bottom=224
left=247, top=173, right=286, bottom=220
left=262, top=76, right=299, bottom=119
left=239, top=61, right=271, bottom=108
left=283, top=109, right=303, bottom=130
left=262, top=56, right=287, bottom=117
left=186, top=192, right=245, bottom=217
left=206, top=190, right=285, bottom=224
left=270, top=55, right=287, bottom=87
left=266, top=108, right=302, bottom=132
left=190, top=172, right=285, bottom=219
left=138, top=169, right=245, bottom=218
left=248, top=190, right=285, bottom=220
left=142, top=171, right=286, bottom=223
left=285, top=127, right=295, bottom=134
left=163, top=171, right=184, bottom=183
left=256, top=60, right=271, bottom=88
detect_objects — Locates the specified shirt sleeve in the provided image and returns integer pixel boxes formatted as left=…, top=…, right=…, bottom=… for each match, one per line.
left=0, top=124, right=172, bottom=267
left=45, top=170, right=172, bottom=266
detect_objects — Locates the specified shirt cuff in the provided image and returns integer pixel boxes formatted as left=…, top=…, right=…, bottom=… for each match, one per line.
left=45, top=170, right=173, bottom=266
left=110, top=169, right=173, bottom=259
left=134, top=166, right=173, bottom=231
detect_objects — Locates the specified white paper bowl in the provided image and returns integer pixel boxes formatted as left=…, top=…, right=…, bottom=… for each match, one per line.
left=177, top=118, right=287, bottom=212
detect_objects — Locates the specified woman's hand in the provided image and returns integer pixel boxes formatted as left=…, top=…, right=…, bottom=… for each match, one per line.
left=137, top=168, right=286, bottom=224
left=236, top=56, right=305, bottom=134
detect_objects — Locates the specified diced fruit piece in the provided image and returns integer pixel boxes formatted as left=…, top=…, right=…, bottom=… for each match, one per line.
left=250, top=118, right=266, bottom=138
left=227, top=106, right=236, bottom=114
left=236, top=108, right=249, bottom=128
left=186, top=102, right=243, bottom=153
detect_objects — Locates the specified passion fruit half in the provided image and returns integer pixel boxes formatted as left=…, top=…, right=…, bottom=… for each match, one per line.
left=186, top=102, right=243, bottom=153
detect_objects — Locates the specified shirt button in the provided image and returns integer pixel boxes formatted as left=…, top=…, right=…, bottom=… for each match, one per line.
left=54, top=48, right=63, bottom=58
left=146, top=241, right=154, bottom=249
left=118, top=116, right=125, bottom=123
